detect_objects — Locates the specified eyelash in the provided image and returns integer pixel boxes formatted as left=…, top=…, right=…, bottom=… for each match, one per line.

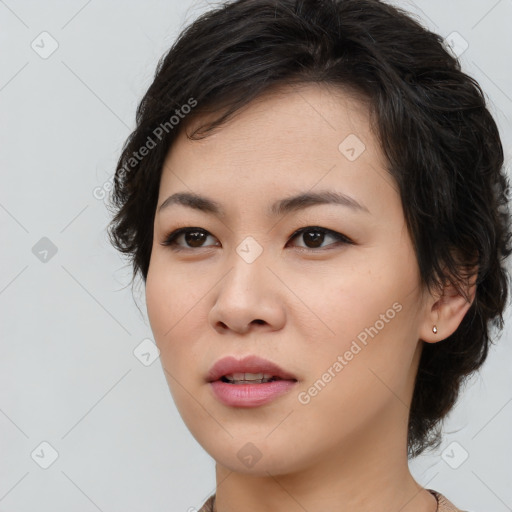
left=160, top=226, right=354, bottom=252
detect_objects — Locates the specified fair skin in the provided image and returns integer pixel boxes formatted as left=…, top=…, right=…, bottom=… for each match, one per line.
left=145, top=83, right=475, bottom=512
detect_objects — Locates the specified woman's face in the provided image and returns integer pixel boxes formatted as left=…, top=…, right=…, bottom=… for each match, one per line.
left=146, top=84, right=431, bottom=475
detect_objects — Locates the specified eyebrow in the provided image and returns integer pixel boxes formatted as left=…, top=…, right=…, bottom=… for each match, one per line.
left=157, top=190, right=370, bottom=217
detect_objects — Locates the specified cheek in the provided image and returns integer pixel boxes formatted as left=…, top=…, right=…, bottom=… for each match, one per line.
left=291, top=277, right=418, bottom=440
left=146, top=258, right=185, bottom=370
left=145, top=254, right=211, bottom=373
left=291, top=259, right=402, bottom=337
left=146, top=251, right=198, bottom=337
left=145, top=262, right=171, bottom=341
left=295, top=246, right=421, bottom=374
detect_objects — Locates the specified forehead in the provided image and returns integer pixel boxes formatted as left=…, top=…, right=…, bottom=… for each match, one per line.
left=157, top=83, right=396, bottom=214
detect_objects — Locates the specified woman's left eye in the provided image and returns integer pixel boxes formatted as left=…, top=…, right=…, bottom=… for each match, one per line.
left=160, top=226, right=353, bottom=251
left=287, top=226, right=353, bottom=250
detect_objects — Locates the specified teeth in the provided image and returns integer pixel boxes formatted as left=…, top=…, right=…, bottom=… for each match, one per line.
left=225, top=372, right=275, bottom=382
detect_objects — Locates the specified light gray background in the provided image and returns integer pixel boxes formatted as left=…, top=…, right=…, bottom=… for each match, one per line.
left=1, top=1, right=511, bottom=511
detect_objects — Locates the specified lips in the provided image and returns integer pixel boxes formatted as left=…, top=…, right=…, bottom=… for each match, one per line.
left=206, top=355, right=298, bottom=383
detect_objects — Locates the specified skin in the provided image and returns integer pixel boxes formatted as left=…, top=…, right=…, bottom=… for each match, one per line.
left=145, top=83, right=475, bottom=512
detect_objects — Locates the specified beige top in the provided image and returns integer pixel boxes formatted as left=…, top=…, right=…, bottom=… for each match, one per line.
left=197, top=489, right=467, bottom=512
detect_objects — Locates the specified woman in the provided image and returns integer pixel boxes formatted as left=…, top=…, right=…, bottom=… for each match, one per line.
left=107, top=0, right=512, bottom=510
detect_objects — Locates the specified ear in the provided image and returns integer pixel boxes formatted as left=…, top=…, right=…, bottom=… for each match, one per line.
left=418, top=269, right=478, bottom=344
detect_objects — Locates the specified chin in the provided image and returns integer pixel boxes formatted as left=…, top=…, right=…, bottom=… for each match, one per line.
left=202, top=436, right=311, bottom=477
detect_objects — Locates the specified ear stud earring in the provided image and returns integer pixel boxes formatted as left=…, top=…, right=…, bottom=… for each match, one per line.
left=432, top=325, right=438, bottom=334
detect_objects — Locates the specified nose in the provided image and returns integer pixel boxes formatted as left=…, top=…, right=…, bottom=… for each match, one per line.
left=208, top=250, right=286, bottom=335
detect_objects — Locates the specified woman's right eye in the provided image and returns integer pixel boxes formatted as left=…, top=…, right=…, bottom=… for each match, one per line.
left=160, top=227, right=220, bottom=250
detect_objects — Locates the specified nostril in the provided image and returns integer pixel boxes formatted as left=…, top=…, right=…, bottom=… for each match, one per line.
left=253, top=319, right=265, bottom=325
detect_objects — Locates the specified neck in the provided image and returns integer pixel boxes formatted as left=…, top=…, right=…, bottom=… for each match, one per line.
left=213, top=424, right=437, bottom=512
left=211, top=342, right=436, bottom=512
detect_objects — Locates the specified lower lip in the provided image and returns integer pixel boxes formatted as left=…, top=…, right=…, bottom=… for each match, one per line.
left=209, top=379, right=298, bottom=407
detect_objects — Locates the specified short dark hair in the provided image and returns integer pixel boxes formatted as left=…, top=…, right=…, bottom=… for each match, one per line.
left=107, top=0, right=512, bottom=457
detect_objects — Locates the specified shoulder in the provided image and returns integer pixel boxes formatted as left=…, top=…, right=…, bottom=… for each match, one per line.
left=428, top=489, right=471, bottom=512
left=197, top=493, right=215, bottom=512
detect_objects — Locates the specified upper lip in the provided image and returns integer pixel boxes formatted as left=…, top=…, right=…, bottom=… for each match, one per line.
left=207, top=355, right=298, bottom=382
